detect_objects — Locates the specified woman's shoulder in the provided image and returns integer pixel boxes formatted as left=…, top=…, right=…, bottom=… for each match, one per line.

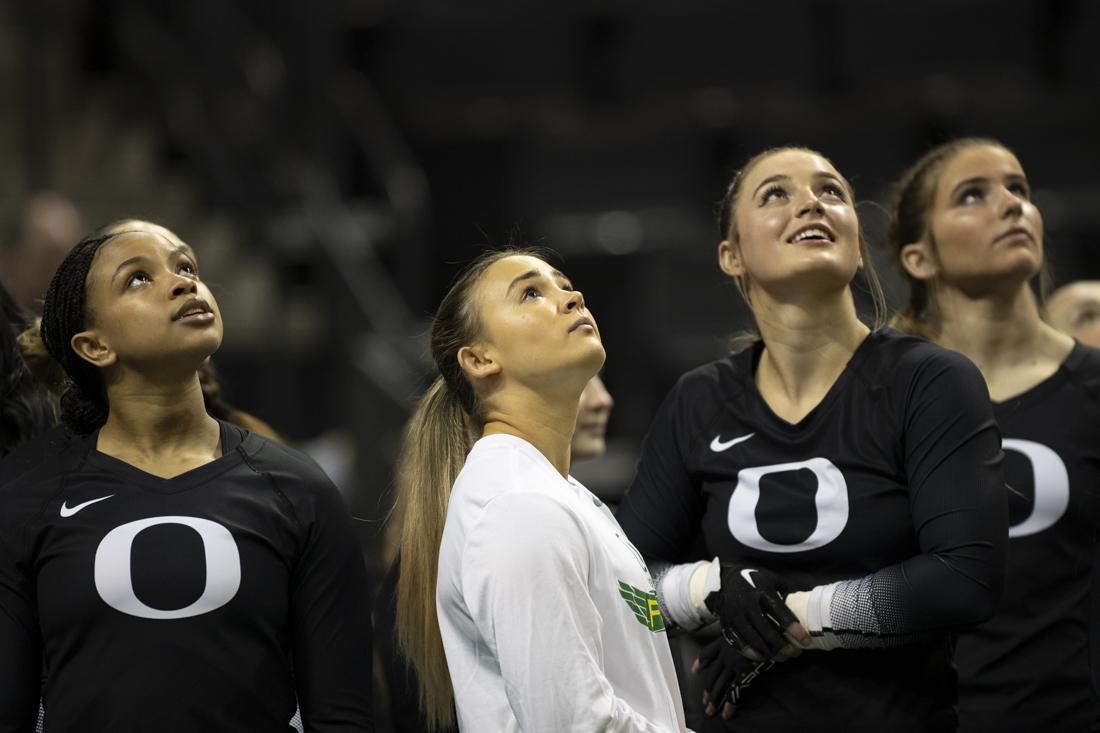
left=448, top=435, right=586, bottom=529
left=861, top=328, right=983, bottom=384
left=234, top=427, right=342, bottom=500
left=1058, top=341, right=1100, bottom=410
left=0, top=425, right=85, bottom=490
left=0, top=426, right=88, bottom=537
left=1064, top=340, right=1100, bottom=381
left=658, top=351, right=752, bottom=420
left=456, top=435, right=565, bottom=496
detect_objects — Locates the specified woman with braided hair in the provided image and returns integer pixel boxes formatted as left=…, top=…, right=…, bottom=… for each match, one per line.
left=0, top=220, right=373, bottom=732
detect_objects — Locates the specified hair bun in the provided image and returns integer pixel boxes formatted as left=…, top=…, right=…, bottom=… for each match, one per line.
left=59, top=385, right=108, bottom=434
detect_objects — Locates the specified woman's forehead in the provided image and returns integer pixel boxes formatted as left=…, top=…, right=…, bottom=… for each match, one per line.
left=90, top=229, right=192, bottom=272
left=482, top=255, right=561, bottom=289
left=745, top=149, right=839, bottom=187
left=938, top=145, right=1021, bottom=186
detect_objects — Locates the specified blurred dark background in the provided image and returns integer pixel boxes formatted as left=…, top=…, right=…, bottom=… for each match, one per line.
left=2, top=0, right=1099, bottom=588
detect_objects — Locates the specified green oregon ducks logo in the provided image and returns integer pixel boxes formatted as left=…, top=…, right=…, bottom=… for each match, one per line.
left=618, top=581, right=665, bottom=632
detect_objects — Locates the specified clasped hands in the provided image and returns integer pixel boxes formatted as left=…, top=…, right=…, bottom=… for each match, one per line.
left=691, top=563, right=810, bottom=720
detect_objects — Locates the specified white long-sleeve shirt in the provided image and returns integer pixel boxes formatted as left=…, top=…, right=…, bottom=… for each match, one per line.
left=437, top=434, right=688, bottom=733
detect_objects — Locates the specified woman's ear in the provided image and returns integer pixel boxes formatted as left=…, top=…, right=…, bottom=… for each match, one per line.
left=457, top=343, right=501, bottom=382
left=900, top=240, right=938, bottom=282
left=718, top=239, right=745, bottom=278
left=70, top=330, right=117, bottom=369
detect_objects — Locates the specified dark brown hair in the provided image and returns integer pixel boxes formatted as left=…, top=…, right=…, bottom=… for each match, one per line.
left=886, top=137, right=1051, bottom=339
left=716, top=146, right=887, bottom=330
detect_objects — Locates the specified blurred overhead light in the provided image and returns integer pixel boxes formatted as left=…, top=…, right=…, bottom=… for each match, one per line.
left=593, top=210, right=643, bottom=255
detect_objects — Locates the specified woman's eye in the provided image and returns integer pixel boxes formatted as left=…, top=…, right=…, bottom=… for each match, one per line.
left=522, top=286, right=541, bottom=301
left=126, top=271, right=151, bottom=288
left=179, top=261, right=199, bottom=277
left=1008, top=182, right=1030, bottom=199
left=959, top=188, right=984, bottom=205
left=760, top=185, right=787, bottom=205
left=821, top=183, right=846, bottom=200
left=1075, top=309, right=1099, bottom=328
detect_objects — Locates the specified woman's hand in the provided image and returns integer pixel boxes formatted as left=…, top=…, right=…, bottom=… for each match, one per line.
left=692, top=637, right=775, bottom=719
left=704, top=564, right=810, bottom=661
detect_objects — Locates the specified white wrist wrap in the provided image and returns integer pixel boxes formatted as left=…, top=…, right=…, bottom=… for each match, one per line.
left=656, top=560, right=716, bottom=630
left=785, top=584, right=843, bottom=651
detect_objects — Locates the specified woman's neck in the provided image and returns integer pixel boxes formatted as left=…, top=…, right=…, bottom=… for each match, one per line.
left=753, top=288, right=870, bottom=418
left=936, top=285, right=1057, bottom=363
left=481, top=381, right=584, bottom=478
left=933, top=284, right=1074, bottom=399
left=98, top=373, right=220, bottom=463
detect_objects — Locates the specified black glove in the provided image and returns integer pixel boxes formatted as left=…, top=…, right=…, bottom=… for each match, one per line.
left=694, top=636, right=774, bottom=719
left=704, top=564, right=799, bottom=659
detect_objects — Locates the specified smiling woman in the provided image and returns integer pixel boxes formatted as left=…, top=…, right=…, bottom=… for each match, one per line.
left=0, top=221, right=374, bottom=732
left=394, top=248, right=688, bottom=732
left=615, top=147, right=1008, bottom=732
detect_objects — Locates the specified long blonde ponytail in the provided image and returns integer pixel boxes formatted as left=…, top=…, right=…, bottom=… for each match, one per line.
left=395, top=377, right=476, bottom=729
left=394, top=247, right=546, bottom=730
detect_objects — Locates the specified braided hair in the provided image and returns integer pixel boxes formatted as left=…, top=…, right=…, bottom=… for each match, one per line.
left=39, top=231, right=126, bottom=434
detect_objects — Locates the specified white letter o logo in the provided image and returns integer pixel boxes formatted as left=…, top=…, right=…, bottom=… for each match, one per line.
left=94, top=516, right=241, bottom=619
left=1003, top=439, right=1070, bottom=539
left=727, top=457, right=849, bottom=553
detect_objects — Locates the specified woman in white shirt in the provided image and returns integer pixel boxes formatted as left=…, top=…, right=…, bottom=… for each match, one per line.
left=395, top=249, right=688, bottom=732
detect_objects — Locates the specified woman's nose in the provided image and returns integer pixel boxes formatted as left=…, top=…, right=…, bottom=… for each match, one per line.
left=798, top=192, right=825, bottom=217
left=564, top=289, right=584, bottom=311
left=171, top=277, right=198, bottom=297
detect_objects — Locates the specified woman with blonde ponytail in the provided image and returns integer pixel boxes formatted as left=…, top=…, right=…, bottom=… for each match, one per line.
left=396, top=249, right=687, bottom=732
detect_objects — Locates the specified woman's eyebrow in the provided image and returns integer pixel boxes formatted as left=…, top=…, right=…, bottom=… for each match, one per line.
left=506, top=269, right=565, bottom=295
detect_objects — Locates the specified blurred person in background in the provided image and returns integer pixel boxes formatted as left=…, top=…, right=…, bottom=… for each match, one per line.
left=572, top=374, right=615, bottom=461
left=0, top=220, right=373, bottom=732
left=616, top=146, right=1007, bottom=732
left=0, top=281, right=55, bottom=458
left=394, top=249, right=687, bottom=732
left=0, top=192, right=84, bottom=314
left=375, top=372, right=616, bottom=732
left=1045, top=280, right=1100, bottom=349
left=888, top=138, right=1100, bottom=733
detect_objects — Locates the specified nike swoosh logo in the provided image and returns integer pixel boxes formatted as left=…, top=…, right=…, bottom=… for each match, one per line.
left=710, top=432, right=755, bottom=452
left=740, top=568, right=758, bottom=588
left=59, top=495, right=115, bottom=517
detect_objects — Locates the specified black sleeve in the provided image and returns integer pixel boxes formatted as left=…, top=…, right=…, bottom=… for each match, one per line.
left=0, top=531, right=42, bottom=733
left=284, top=467, right=374, bottom=732
left=811, top=349, right=1008, bottom=647
left=616, top=375, right=708, bottom=563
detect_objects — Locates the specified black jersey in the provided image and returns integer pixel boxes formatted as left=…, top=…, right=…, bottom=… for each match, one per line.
left=956, top=342, right=1100, bottom=732
left=617, top=328, right=1007, bottom=733
left=0, top=421, right=373, bottom=733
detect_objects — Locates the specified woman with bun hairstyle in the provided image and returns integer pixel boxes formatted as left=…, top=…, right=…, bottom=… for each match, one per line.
left=0, top=220, right=373, bottom=732
left=395, top=249, right=688, bottom=732
left=615, top=147, right=1007, bottom=732
left=888, top=138, right=1100, bottom=732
